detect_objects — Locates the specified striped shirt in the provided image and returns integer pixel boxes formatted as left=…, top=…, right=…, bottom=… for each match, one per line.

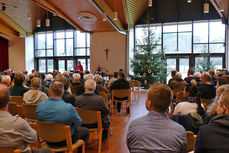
left=127, top=111, right=187, bottom=153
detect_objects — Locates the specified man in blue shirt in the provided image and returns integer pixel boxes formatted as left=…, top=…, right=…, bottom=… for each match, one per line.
left=36, top=81, right=89, bottom=151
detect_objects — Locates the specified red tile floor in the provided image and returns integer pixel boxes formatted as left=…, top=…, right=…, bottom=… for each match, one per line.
left=87, top=90, right=148, bottom=153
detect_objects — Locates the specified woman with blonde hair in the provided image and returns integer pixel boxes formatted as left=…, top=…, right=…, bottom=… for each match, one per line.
left=23, top=77, right=48, bottom=104
left=1, top=75, right=11, bottom=88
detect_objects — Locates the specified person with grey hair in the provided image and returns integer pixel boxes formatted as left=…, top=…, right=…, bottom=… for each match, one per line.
left=169, top=72, right=187, bottom=90
left=36, top=81, right=89, bottom=152
left=1, top=75, right=11, bottom=88
left=199, top=72, right=216, bottom=99
left=70, top=73, right=85, bottom=96
left=0, top=85, right=52, bottom=153
left=194, top=72, right=201, bottom=87
left=83, top=74, right=93, bottom=81
left=75, top=79, right=110, bottom=141
left=95, top=75, right=108, bottom=95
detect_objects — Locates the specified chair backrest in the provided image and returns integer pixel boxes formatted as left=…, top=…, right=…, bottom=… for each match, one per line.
left=36, top=121, right=67, bottom=143
left=186, top=131, right=194, bottom=152
left=99, top=92, right=109, bottom=105
left=22, top=104, right=37, bottom=120
left=75, top=107, right=102, bottom=130
left=10, top=96, right=24, bottom=104
left=0, top=148, right=20, bottom=153
left=112, top=89, right=131, bottom=99
left=133, top=80, right=140, bottom=87
left=8, top=102, right=17, bottom=115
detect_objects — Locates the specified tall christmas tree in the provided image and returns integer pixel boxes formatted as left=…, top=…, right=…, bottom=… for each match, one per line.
left=130, top=27, right=167, bottom=89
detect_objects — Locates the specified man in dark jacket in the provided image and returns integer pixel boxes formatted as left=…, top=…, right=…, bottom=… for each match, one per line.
left=195, top=89, right=229, bottom=153
left=110, top=72, right=130, bottom=112
left=60, top=77, right=75, bottom=106
left=199, top=72, right=216, bottom=99
left=75, top=79, right=110, bottom=140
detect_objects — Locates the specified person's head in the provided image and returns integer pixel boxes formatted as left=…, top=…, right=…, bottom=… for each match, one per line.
left=217, top=89, right=229, bottom=115
left=0, top=85, right=10, bottom=110
left=45, top=74, right=53, bottom=81
left=29, top=73, right=34, bottom=80
left=49, top=81, right=64, bottom=98
left=31, top=77, right=41, bottom=90
left=183, top=83, right=198, bottom=99
left=14, top=73, right=25, bottom=85
left=171, top=70, right=177, bottom=78
left=194, top=72, right=201, bottom=79
left=95, top=76, right=103, bottom=85
left=201, top=72, right=212, bottom=84
left=59, top=77, right=69, bottom=91
left=113, top=72, right=118, bottom=78
left=31, top=69, right=35, bottom=73
left=119, top=69, right=123, bottom=73
left=93, top=74, right=100, bottom=81
left=145, top=83, right=172, bottom=112
left=188, top=69, right=194, bottom=76
left=72, top=73, right=81, bottom=83
left=3, top=70, right=8, bottom=75
left=84, top=74, right=93, bottom=81
left=34, top=72, right=42, bottom=80
left=175, top=72, right=182, bottom=79
left=215, top=85, right=229, bottom=101
left=118, top=72, right=125, bottom=80
left=1, top=75, right=11, bottom=85
left=54, top=73, right=63, bottom=81
left=62, top=71, right=69, bottom=77
left=77, top=61, right=81, bottom=65
left=217, top=75, right=229, bottom=87
left=23, top=70, right=28, bottom=75
left=84, top=79, right=96, bottom=92
left=208, top=70, right=215, bottom=76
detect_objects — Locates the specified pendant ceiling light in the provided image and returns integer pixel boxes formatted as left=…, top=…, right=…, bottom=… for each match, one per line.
left=203, top=2, right=209, bottom=13
left=148, top=0, right=152, bottom=7
left=218, top=0, right=224, bottom=12
left=187, top=0, right=192, bottom=3
left=114, top=11, right=118, bottom=20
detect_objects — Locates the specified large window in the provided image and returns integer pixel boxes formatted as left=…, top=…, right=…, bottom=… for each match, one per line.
left=135, top=20, right=225, bottom=81
left=35, top=30, right=90, bottom=73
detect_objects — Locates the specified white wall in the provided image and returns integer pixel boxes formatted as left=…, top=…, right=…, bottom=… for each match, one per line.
left=90, top=31, right=127, bottom=73
left=25, top=36, right=34, bottom=73
left=8, top=37, right=26, bottom=72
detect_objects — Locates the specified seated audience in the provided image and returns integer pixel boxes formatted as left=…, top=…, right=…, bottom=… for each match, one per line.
left=184, top=69, right=194, bottom=83
left=10, top=73, right=29, bottom=96
left=194, top=72, right=201, bottom=87
left=70, top=73, right=85, bottom=96
left=84, top=74, right=99, bottom=95
left=169, top=72, right=187, bottom=90
left=1, top=75, right=11, bottom=88
left=36, top=81, right=89, bottom=151
left=95, top=76, right=109, bottom=95
left=174, top=83, right=205, bottom=115
left=75, top=79, right=110, bottom=140
left=0, top=85, right=51, bottom=153
left=110, top=72, right=130, bottom=112
left=23, top=77, right=48, bottom=104
left=217, top=75, right=229, bottom=88
left=60, top=77, right=76, bottom=106
left=168, top=70, right=177, bottom=86
left=195, top=89, right=229, bottom=153
left=209, top=69, right=217, bottom=86
left=199, top=72, right=216, bottom=99
left=127, top=83, right=187, bottom=153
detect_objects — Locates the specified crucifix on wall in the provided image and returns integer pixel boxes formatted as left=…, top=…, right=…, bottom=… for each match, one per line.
left=104, top=48, right=110, bottom=60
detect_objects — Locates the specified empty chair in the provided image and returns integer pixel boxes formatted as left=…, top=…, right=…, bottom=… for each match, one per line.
left=22, top=104, right=37, bottom=121
left=36, top=121, right=85, bottom=153
left=0, top=148, right=20, bottom=153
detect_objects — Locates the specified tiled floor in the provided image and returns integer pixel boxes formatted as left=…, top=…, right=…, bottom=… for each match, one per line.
left=87, top=90, right=148, bottom=153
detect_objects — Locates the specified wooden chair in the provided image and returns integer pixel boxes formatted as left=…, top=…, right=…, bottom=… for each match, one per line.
left=171, top=87, right=185, bottom=99
left=10, top=96, right=24, bottom=104
left=99, top=91, right=109, bottom=106
left=200, top=98, right=211, bottom=110
left=111, top=89, right=131, bottom=115
left=36, top=121, right=85, bottom=153
left=75, top=107, right=110, bottom=153
left=8, top=102, right=18, bottom=115
left=176, top=91, right=184, bottom=103
left=132, top=80, right=140, bottom=91
left=22, top=104, right=37, bottom=121
left=186, top=131, right=196, bottom=152
left=0, top=148, right=20, bottom=153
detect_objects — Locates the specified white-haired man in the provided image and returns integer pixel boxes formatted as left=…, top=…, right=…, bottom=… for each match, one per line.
left=70, top=73, right=85, bottom=96
left=169, top=72, right=187, bottom=90
left=75, top=79, right=110, bottom=141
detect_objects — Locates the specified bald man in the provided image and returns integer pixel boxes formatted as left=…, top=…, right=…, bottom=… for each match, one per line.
left=0, top=85, right=51, bottom=153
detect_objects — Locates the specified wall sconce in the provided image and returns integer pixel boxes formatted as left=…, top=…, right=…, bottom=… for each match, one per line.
left=46, top=18, right=50, bottom=26
left=36, top=19, right=41, bottom=27
left=204, top=2, right=209, bottom=13
left=27, top=13, right=31, bottom=19
left=148, top=0, right=152, bottom=7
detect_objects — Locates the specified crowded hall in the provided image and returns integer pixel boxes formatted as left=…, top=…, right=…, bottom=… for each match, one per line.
left=1, top=0, right=229, bottom=153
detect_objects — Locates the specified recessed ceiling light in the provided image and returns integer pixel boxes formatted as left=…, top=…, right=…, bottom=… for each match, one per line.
left=78, top=12, right=97, bottom=23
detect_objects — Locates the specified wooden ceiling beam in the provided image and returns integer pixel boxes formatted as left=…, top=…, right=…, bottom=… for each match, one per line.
left=0, top=11, right=27, bottom=37
left=30, top=0, right=86, bottom=32
left=89, top=0, right=126, bottom=34
left=0, top=22, right=20, bottom=38
left=210, top=0, right=226, bottom=20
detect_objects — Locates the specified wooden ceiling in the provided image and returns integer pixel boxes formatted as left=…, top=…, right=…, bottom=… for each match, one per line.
left=0, top=0, right=228, bottom=38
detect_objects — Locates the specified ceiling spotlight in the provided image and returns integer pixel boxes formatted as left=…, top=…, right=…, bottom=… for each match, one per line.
left=148, top=0, right=152, bottom=7
left=203, top=2, right=209, bottom=13
left=187, top=0, right=192, bottom=3
left=102, top=13, right=107, bottom=21
left=27, top=13, right=31, bottom=19
left=219, top=0, right=224, bottom=12
left=37, top=19, right=41, bottom=27
left=114, top=11, right=118, bottom=21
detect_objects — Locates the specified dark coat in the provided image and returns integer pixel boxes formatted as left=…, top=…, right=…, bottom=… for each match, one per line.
left=199, top=84, right=216, bottom=99
left=10, top=84, right=29, bottom=96
left=62, top=91, right=76, bottom=106
left=195, top=115, right=229, bottom=153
